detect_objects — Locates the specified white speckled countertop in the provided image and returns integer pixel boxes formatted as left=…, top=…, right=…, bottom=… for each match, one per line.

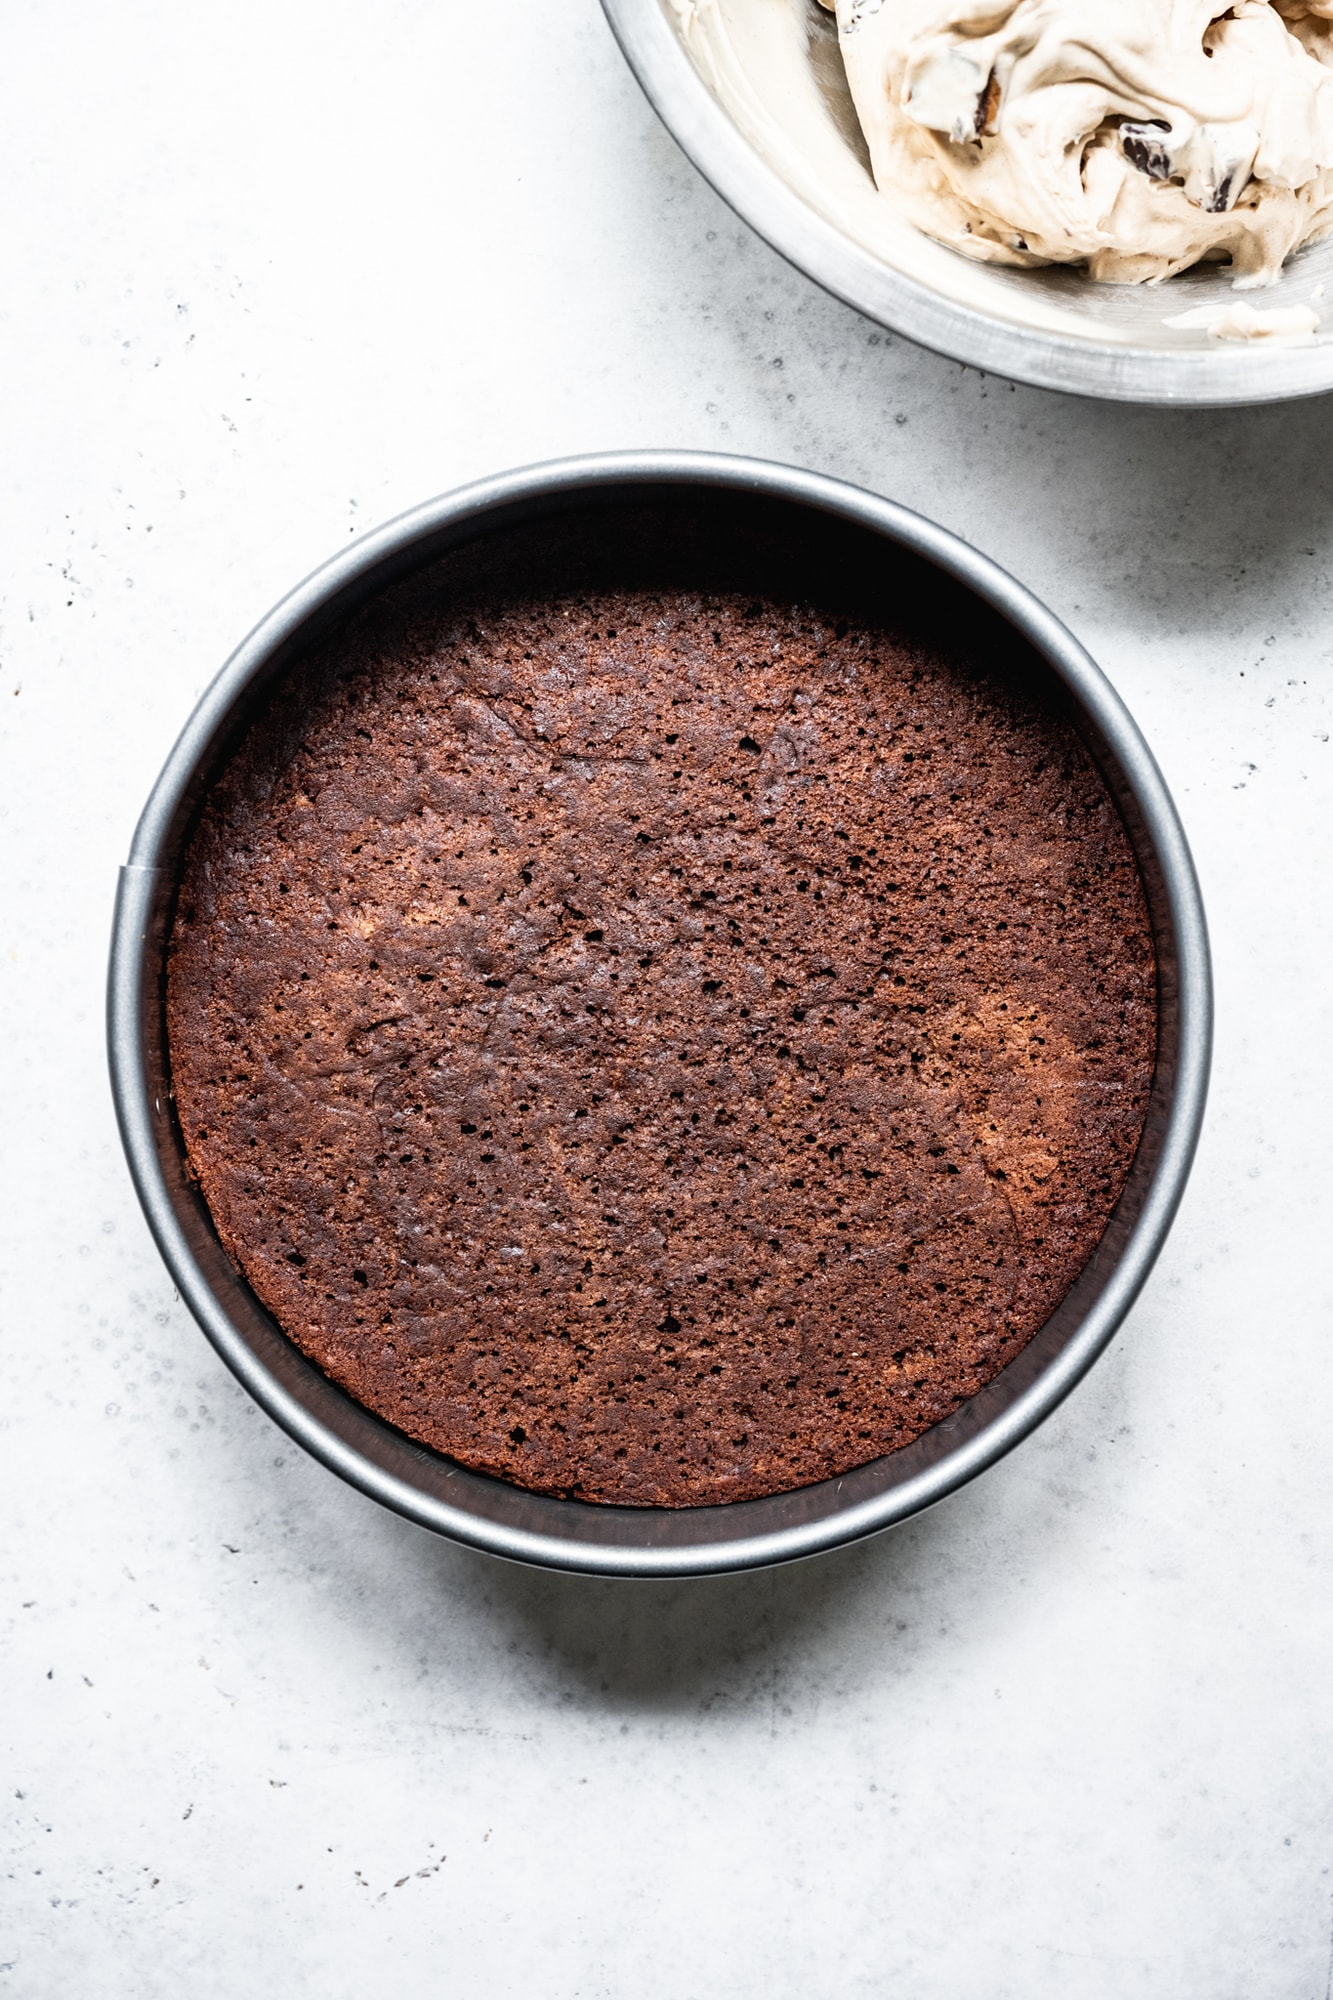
left=2, top=4, right=1332, bottom=1994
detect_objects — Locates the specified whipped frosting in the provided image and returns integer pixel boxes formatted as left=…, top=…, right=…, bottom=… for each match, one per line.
left=829, top=0, right=1333, bottom=283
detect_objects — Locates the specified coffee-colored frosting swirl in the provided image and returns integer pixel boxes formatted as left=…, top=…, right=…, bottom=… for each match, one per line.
left=830, top=0, right=1333, bottom=282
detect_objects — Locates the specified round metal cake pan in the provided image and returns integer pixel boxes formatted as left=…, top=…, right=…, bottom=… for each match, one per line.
left=600, top=0, right=1333, bottom=406
left=108, top=451, right=1211, bottom=1576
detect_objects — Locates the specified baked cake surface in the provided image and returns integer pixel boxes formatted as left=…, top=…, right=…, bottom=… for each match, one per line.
left=167, top=581, right=1156, bottom=1506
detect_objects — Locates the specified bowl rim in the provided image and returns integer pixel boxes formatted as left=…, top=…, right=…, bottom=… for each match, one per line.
left=599, top=0, right=1333, bottom=408
left=107, top=449, right=1212, bottom=1575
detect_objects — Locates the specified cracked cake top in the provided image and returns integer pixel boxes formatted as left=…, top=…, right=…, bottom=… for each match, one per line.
left=166, top=575, right=1155, bottom=1506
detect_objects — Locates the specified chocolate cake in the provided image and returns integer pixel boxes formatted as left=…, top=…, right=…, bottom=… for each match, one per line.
left=166, top=575, right=1156, bottom=1507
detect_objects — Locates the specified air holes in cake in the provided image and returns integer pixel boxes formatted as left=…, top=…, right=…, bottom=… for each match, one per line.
left=167, top=583, right=1156, bottom=1507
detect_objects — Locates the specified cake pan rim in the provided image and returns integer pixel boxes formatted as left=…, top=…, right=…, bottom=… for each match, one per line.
left=108, top=449, right=1211, bottom=1576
